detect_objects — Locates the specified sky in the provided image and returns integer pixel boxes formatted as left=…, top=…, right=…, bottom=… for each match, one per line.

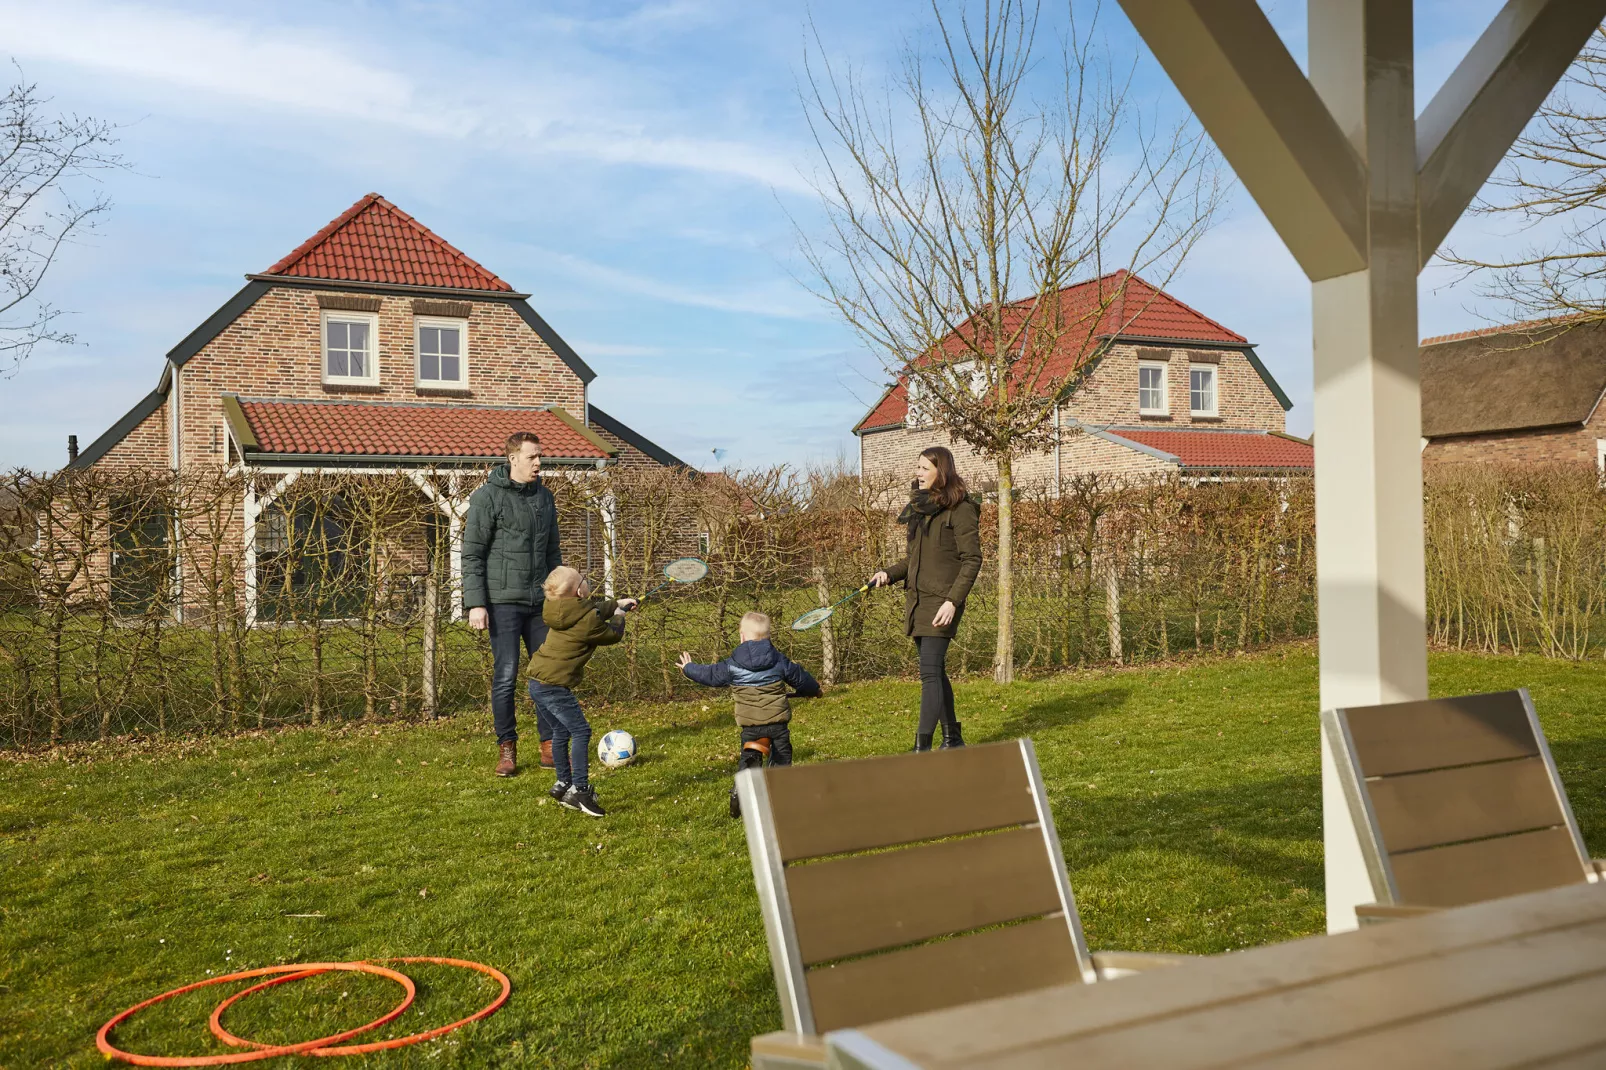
left=0, top=0, right=1543, bottom=472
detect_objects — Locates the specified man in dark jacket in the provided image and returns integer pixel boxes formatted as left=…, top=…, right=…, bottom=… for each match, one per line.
left=463, top=431, right=563, bottom=777
left=677, top=612, right=821, bottom=817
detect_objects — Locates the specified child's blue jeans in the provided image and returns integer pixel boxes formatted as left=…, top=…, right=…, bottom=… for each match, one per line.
left=528, top=681, right=592, bottom=789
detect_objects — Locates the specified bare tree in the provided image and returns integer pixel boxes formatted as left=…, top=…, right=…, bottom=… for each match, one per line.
left=1, top=69, right=123, bottom=377
left=798, top=0, right=1220, bottom=682
left=1442, top=26, right=1606, bottom=326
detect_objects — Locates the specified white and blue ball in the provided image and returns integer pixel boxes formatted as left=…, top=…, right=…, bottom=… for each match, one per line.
left=597, top=730, right=637, bottom=769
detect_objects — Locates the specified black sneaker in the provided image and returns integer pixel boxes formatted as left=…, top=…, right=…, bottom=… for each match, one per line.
left=566, top=786, right=606, bottom=818
left=549, top=781, right=572, bottom=805
left=729, top=789, right=742, bottom=819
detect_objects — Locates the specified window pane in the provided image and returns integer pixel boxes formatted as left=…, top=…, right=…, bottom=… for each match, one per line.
left=1139, top=365, right=1164, bottom=410
left=438, top=327, right=460, bottom=356
left=420, top=326, right=439, bottom=354
left=1191, top=367, right=1215, bottom=412
left=421, top=353, right=439, bottom=380
left=349, top=351, right=365, bottom=378
left=349, top=322, right=369, bottom=351
left=441, top=355, right=460, bottom=381
left=327, top=350, right=348, bottom=378
left=327, top=321, right=348, bottom=349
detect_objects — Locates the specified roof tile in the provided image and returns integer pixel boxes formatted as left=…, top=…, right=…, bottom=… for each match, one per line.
left=1106, top=427, right=1312, bottom=469
left=263, top=194, right=514, bottom=292
left=238, top=400, right=609, bottom=460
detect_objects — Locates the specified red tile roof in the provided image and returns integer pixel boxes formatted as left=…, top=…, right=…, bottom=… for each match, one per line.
left=236, top=399, right=611, bottom=460
left=1105, top=427, right=1312, bottom=469
left=263, top=193, right=514, bottom=292
left=854, top=271, right=1248, bottom=431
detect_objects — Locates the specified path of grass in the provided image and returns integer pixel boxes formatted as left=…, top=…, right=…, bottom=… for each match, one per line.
left=3, top=646, right=1603, bottom=1068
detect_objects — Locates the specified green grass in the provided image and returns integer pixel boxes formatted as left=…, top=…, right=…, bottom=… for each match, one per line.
left=3, top=645, right=1604, bottom=1068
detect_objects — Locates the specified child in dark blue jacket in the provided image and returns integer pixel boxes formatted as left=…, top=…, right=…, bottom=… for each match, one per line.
left=677, top=611, right=821, bottom=818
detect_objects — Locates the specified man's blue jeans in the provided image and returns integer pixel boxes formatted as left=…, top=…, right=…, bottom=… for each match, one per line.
left=527, top=681, right=591, bottom=789
left=489, top=603, right=553, bottom=745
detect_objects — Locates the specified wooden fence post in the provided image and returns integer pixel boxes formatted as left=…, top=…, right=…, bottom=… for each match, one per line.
left=421, top=569, right=439, bottom=719
left=1105, top=555, right=1123, bottom=664
left=813, top=565, right=836, bottom=686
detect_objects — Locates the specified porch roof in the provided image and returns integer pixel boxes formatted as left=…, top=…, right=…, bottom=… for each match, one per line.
left=223, top=396, right=616, bottom=465
left=1098, top=426, right=1314, bottom=470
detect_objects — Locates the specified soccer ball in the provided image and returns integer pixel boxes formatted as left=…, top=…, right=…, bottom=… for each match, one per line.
left=597, top=730, right=637, bottom=769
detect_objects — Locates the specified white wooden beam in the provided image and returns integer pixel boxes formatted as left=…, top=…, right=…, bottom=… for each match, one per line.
left=1117, top=0, right=1368, bottom=280
left=1417, top=0, right=1606, bottom=266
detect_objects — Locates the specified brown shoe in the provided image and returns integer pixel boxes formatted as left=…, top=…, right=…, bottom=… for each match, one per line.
left=495, top=741, right=517, bottom=777
left=540, top=739, right=555, bottom=768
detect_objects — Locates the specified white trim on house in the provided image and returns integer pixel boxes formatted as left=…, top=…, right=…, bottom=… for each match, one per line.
left=414, top=315, right=469, bottom=389
left=1597, top=438, right=1605, bottom=482
left=1189, top=362, right=1219, bottom=417
left=320, top=309, right=381, bottom=386
left=1139, top=359, right=1169, bottom=415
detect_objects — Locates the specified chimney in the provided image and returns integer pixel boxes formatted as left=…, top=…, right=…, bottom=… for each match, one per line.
left=67, top=434, right=79, bottom=464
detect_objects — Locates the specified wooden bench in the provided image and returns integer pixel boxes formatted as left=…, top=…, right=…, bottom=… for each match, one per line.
left=737, top=740, right=1184, bottom=1069
left=1322, top=689, right=1603, bottom=924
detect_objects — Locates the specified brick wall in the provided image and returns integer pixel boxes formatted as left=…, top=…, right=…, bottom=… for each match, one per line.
left=92, top=402, right=170, bottom=471
left=171, top=286, right=587, bottom=472
left=1424, top=403, right=1606, bottom=470
left=1063, top=343, right=1287, bottom=430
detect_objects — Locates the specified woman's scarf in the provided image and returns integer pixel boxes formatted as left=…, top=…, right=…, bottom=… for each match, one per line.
left=897, top=487, right=945, bottom=533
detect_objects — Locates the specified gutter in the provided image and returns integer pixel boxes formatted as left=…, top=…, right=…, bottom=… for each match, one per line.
left=244, top=274, right=532, bottom=301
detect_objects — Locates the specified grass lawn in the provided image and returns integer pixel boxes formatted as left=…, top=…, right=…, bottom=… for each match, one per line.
left=3, top=645, right=1604, bottom=1068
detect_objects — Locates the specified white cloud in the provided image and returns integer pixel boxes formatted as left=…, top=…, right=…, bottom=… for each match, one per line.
left=529, top=246, right=823, bottom=319
left=0, top=0, right=813, bottom=192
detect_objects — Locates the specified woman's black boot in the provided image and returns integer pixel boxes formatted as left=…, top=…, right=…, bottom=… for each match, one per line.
left=939, top=721, right=966, bottom=749
left=913, top=732, right=934, bottom=753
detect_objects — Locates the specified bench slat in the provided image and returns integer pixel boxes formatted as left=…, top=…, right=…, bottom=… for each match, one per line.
left=1368, top=756, right=1564, bottom=853
left=786, top=825, right=1062, bottom=965
left=1391, top=825, right=1588, bottom=907
left=1343, top=692, right=1536, bottom=776
left=805, top=916, right=1082, bottom=1034
left=765, top=742, right=1037, bottom=862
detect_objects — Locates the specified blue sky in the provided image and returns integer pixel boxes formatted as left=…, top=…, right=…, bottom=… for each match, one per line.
left=0, top=0, right=1534, bottom=471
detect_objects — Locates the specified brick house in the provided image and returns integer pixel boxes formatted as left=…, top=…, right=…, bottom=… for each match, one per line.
left=1421, top=319, right=1606, bottom=473
left=69, top=192, right=685, bottom=621
left=854, top=271, right=1311, bottom=493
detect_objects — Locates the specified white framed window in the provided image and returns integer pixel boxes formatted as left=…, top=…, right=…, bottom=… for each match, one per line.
left=322, top=311, right=379, bottom=385
left=415, top=317, right=468, bottom=387
left=1138, top=361, right=1169, bottom=415
left=1190, top=364, right=1218, bottom=416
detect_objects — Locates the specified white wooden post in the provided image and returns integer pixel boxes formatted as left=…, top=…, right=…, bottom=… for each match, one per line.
left=1118, top=0, right=1604, bottom=931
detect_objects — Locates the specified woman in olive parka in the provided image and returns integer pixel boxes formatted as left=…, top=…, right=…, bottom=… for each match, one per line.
left=871, top=446, right=983, bottom=751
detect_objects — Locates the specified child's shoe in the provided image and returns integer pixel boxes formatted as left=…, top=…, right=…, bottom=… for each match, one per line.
left=565, top=786, right=606, bottom=817
left=729, top=789, right=742, bottom=819
left=549, top=781, right=572, bottom=804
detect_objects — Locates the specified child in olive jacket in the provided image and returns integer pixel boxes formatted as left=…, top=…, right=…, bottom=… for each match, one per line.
left=526, top=566, right=636, bottom=817
left=677, top=612, right=821, bottom=818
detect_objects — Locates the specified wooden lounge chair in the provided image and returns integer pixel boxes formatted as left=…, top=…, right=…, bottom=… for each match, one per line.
left=1322, top=688, right=1604, bottom=925
left=737, top=739, right=1183, bottom=1069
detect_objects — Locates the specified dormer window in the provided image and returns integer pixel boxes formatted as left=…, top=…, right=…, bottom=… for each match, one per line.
left=416, top=318, right=468, bottom=388
left=322, top=311, right=379, bottom=385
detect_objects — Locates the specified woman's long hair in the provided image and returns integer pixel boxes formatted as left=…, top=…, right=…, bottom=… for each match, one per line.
left=919, top=446, right=969, bottom=511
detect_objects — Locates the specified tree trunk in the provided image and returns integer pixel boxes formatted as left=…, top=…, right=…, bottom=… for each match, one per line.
left=994, top=452, right=1015, bottom=684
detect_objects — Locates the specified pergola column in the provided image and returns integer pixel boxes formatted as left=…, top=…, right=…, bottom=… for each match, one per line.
left=1118, top=0, right=1605, bottom=931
